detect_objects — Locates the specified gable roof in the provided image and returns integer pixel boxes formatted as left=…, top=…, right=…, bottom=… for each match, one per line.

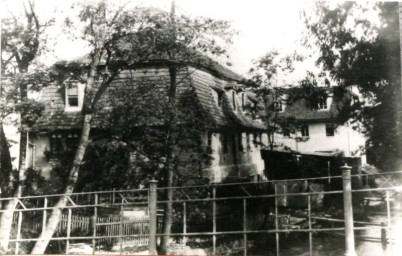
left=32, top=64, right=265, bottom=133
left=273, top=86, right=357, bottom=123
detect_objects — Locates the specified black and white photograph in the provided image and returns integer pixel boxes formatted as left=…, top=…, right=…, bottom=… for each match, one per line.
left=0, top=0, right=402, bottom=255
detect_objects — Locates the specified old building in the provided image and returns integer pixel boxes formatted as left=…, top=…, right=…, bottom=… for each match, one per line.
left=26, top=61, right=268, bottom=183
left=268, top=86, right=367, bottom=163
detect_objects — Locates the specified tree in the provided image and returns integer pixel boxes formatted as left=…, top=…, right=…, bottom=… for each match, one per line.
left=248, top=49, right=303, bottom=151
left=0, top=0, right=51, bottom=253
left=30, top=0, right=234, bottom=253
left=302, top=2, right=402, bottom=171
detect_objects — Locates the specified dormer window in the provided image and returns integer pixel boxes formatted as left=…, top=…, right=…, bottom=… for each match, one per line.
left=212, top=89, right=223, bottom=107
left=274, top=100, right=283, bottom=112
left=241, top=93, right=245, bottom=111
left=317, top=96, right=328, bottom=110
left=67, top=84, right=79, bottom=107
left=232, top=91, right=236, bottom=110
left=218, top=92, right=223, bottom=107
left=65, top=83, right=83, bottom=111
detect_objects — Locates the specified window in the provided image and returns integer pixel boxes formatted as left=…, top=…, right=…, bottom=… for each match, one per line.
left=241, top=93, right=245, bottom=111
left=253, top=133, right=258, bottom=147
left=49, top=132, right=79, bottom=155
left=50, top=134, right=63, bottom=154
left=66, top=133, right=79, bottom=152
left=238, top=133, right=243, bottom=151
left=301, top=125, right=309, bottom=137
left=232, top=91, right=236, bottom=110
left=246, top=133, right=251, bottom=150
left=217, top=92, right=223, bottom=107
left=274, top=100, right=283, bottom=112
left=223, top=134, right=228, bottom=154
left=66, top=84, right=79, bottom=107
left=325, top=124, right=335, bottom=136
left=207, top=132, right=212, bottom=147
left=282, top=128, right=290, bottom=137
left=317, top=96, right=327, bottom=110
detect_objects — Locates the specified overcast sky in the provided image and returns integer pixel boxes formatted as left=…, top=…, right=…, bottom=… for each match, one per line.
left=2, top=0, right=319, bottom=83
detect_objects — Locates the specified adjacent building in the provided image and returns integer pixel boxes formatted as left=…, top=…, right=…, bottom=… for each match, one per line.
left=268, top=86, right=367, bottom=163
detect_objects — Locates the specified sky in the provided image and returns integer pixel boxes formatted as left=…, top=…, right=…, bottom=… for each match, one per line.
left=1, top=0, right=317, bottom=84
left=0, top=0, right=318, bottom=168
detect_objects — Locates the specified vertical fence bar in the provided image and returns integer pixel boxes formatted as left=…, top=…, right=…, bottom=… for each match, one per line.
left=212, top=185, right=216, bottom=256
left=308, top=194, right=312, bottom=256
left=42, top=198, right=47, bottom=234
left=386, top=190, right=393, bottom=253
left=305, top=180, right=312, bottom=256
left=274, top=182, right=279, bottom=256
left=15, top=210, right=22, bottom=255
left=342, top=164, right=356, bottom=256
left=66, top=208, right=72, bottom=254
left=92, top=194, right=98, bottom=254
left=327, top=161, right=331, bottom=188
left=119, top=201, right=124, bottom=255
left=148, top=180, right=158, bottom=255
left=183, top=202, right=187, bottom=255
left=243, top=198, right=247, bottom=256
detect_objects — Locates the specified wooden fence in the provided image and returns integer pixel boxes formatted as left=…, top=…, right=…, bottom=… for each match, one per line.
left=12, top=213, right=153, bottom=246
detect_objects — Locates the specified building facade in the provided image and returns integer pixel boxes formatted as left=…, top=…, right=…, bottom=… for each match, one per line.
left=26, top=62, right=268, bottom=183
left=269, top=86, right=366, bottom=163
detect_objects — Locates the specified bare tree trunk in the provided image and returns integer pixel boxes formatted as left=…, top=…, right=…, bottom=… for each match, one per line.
left=159, top=65, right=177, bottom=254
left=0, top=73, right=28, bottom=254
left=159, top=2, right=177, bottom=254
left=30, top=114, right=92, bottom=254
left=0, top=124, right=12, bottom=196
left=159, top=167, right=174, bottom=254
left=0, top=200, right=18, bottom=254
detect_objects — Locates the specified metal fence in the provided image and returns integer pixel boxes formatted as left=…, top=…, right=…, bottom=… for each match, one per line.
left=1, top=165, right=402, bottom=255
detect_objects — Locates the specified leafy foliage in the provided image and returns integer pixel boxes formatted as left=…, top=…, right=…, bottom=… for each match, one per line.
left=302, top=2, right=402, bottom=171
left=76, top=71, right=214, bottom=191
left=248, top=49, right=305, bottom=150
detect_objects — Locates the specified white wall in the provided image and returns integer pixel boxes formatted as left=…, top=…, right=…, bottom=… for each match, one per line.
left=3, top=123, right=20, bottom=169
left=275, top=122, right=366, bottom=162
left=204, top=131, right=266, bottom=182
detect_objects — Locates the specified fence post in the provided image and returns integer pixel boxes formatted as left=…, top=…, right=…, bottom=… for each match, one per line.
left=15, top=210, right=22, bottom=255
left=42, top=198, right=47, bottom=233
left=274, top=182, right=280, bottom=256
left=243, top=198, right=247, bottom=256
left=149, top=180, right=158, bottom=255
left=342, top=164, right=356, bottom=256
left=119, top=201, right=124, bottom=254
left=308, top=193, right=312, bottom=256
left=183, top=202, right=187, bottom=255
left=212, top=184, right=216, bottom=256
left=92, top=193, right=98, bottom=255
left=66, top=208, right=72, bottom=254
left=385, top=190, right=393, bottom=253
